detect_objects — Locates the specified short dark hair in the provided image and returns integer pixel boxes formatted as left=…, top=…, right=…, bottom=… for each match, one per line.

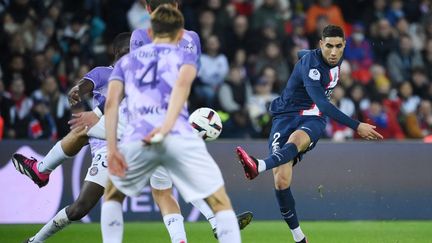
left=322, top=25, right=345, bottom=40
left=147, top=0, right=177, bottom=12
left=112, top=32, right=131, bottom=59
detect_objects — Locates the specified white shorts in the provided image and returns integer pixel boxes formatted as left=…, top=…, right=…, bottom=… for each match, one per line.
left=87, top=109, right=127, bottom=140
left=150, top=166, right=173, bottom=190
left=84, top=146, right=109, bottom=188
left=110, top=135, right=224, bottom=203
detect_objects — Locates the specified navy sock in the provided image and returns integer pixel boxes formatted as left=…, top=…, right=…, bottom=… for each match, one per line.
left=275, top=187, right=299, bottom=229
left=264, top=143, right=298, bottom=171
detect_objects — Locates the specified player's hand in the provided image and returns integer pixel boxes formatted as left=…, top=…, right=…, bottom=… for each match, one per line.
left=108, top=149, right=128, bottom=177
left=68, top=86, right=81, bottom=106
left=68, top=111, right=100, bottom=130
left=143, top=127, right=166, bottom=145
left=357, top=123, right=384, bottom=140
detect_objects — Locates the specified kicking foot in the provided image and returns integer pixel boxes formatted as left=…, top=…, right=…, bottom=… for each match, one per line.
left=237, top=211, right=253, bottom=230
left=236, top=146, right=259, bottom=180
left=12, top=154, right=50, bottom=188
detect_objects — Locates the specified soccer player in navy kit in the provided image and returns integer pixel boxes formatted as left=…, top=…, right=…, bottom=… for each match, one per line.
left=236, top=25, right=383, bottom=243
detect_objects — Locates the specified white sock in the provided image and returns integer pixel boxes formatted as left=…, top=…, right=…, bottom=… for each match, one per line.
left=31, top=207, right=71, bottom=242
left=258, top=159, right=266, bottom=173
left=163, top=213, right=187, bottom=243
left=190, top=199, right=217, bottom=229
left=37, top=141, right=71, bottom=173
left=291, top=226, right=306, bottom=242
left=215, top=210, right=241, bottom=243
left=101, top=201, right=124, bottom=243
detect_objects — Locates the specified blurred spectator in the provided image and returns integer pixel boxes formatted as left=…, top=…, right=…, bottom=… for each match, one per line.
left=218, top=65, right=253, bottom=138
left=286, top=44, right=302, bottom=72
left=6, top=77, right=32, bottom=138
left=32, top=76, right=71, bottom=137
left=0, top=78, right=13, bottom=135
left=370, top=64, right=391, bottom=96
left=305, top=0, right=345, bottom=34
left=196, top=35, right=229, bottom=107
left=30, top=52, right=52, bottom=89
left=205, top=0, right=232, bottom=34
left=229, top=0, right=254, bottom=17
left=362, top=98, right=405, bottom=139
left=349, top=84, right=370, bottom=122
left=386, top=0, right=404, bottom=26
left=34, top=18, right=56, bottom=52
left=254, top=41, right=289, bottom=91
left=307, top=14, right=330, bottom=48
left=416, top=100, right=432, bottom=137
left=362, top=0, right=387, bottom=27
left=127, top=0, right=150, bottom=30
left=282, top=17, right=309, bottom=61
left=386, top=34, right=424, bottom=84
left=339, top=60, right=356, bottom=91
left=344, top=23, right=373, bottom=83
left=197, top=9, right=217, bottom=41
left=224, top=15, right=257, bottom=61
left=252, top=0, right=284, bottom=35
left=398, top=81, right=421, bottom=115
left=422, top=38, right=432, bottom=80
left=248, top=66, right=278, bottom=137
left=28, top=97, right=57, bottom=140
left=328, top=86, right=355, bottom=141
left=4, top=54, right=32, bottom=92
left=370, top=18, right=398, bottom=65
left=411, top=67, right=430, bottom=98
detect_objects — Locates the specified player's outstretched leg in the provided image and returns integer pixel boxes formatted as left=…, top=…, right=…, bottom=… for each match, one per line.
left=12, top=126, right=89, bottom=187
left=101, top=180, right=126, bottom=243
left=25, top=181, right=104, bottom=242
left=190, top=199, right=253, bottom=238
left=236, top=130, right=310, bottom=180
left=205, top=186, right=241, bottom=243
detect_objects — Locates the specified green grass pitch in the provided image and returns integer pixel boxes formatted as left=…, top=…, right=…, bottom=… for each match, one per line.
left=1, top=221, right=432, bottom=243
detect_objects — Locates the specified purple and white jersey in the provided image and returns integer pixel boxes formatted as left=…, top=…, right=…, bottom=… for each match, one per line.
left=130, top=29, right=201, bottom=68
left=109, top=43, right=198, bottom=143
left=83, top=66, right=113, bottom=156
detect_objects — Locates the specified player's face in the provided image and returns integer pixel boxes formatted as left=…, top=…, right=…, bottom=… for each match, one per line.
left=320, top=37, right=345, bottom=66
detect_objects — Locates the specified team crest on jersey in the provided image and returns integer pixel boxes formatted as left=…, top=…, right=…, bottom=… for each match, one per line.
left=90, top=166, right=98, bottom=176
left=309, top=69, right=320, bottom=80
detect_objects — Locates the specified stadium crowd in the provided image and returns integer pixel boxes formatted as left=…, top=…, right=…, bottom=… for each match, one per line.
left=0, top=0, right=432, bottom=140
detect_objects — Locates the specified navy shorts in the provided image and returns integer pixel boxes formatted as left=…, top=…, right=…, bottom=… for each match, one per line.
left=268, top=115, right=326, bottom=165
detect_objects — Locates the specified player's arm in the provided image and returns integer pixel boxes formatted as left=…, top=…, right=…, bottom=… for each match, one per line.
left=305, top=85, right=383, bottom=139
left=68, top=78, right=94, bottom=106
left=144, top=64, right=197, bottom=143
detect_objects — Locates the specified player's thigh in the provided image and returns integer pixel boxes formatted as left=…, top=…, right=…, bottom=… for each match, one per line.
left=111, top=141, right=160, bottom=197
left=162, top=135, right=225, bottom=204
left=268, top=116, right=299, bottom=154
left=272, top=162, right=293, bottom=190
left=104, top=179, right=126, bottom=202
left=150, top=166, right=173, bottom=191
left=85, top=146, right=109, bottom=188
left=287, top=130, right=312, bottom=152
left=295, top=117, right=326, bottom=151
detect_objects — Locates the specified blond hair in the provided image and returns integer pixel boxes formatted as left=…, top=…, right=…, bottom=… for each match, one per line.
left=151, top=4, right=184, bottom=40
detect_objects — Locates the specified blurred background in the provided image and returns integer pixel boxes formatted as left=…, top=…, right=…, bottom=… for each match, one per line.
left=0, top=0, right=432, bottom=141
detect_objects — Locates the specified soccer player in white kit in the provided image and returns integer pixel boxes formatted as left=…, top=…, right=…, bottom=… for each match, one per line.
left=105, top=5, right=241, bottom=243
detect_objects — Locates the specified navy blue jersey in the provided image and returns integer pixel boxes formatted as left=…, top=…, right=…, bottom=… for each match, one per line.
left=270, top=49, right=340, bottom=116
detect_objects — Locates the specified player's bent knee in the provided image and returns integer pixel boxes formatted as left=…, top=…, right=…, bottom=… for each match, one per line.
left=288, top=130, right=311, bottom=152
left=205, top=187, right=233, bottom=213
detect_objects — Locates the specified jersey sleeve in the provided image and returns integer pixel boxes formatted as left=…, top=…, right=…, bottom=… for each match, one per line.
left=109, top=58, right=126, bottom=83
left=130, top=29, right=150, bottom=52
left=84, top=67, right=102, bottom=89
left=181, top=50, right=198, bottom=69
left=300, top=56, right=322, bottom=87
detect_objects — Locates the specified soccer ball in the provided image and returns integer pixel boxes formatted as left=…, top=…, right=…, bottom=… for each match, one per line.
left=188, top=107, right=223, bottom=141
